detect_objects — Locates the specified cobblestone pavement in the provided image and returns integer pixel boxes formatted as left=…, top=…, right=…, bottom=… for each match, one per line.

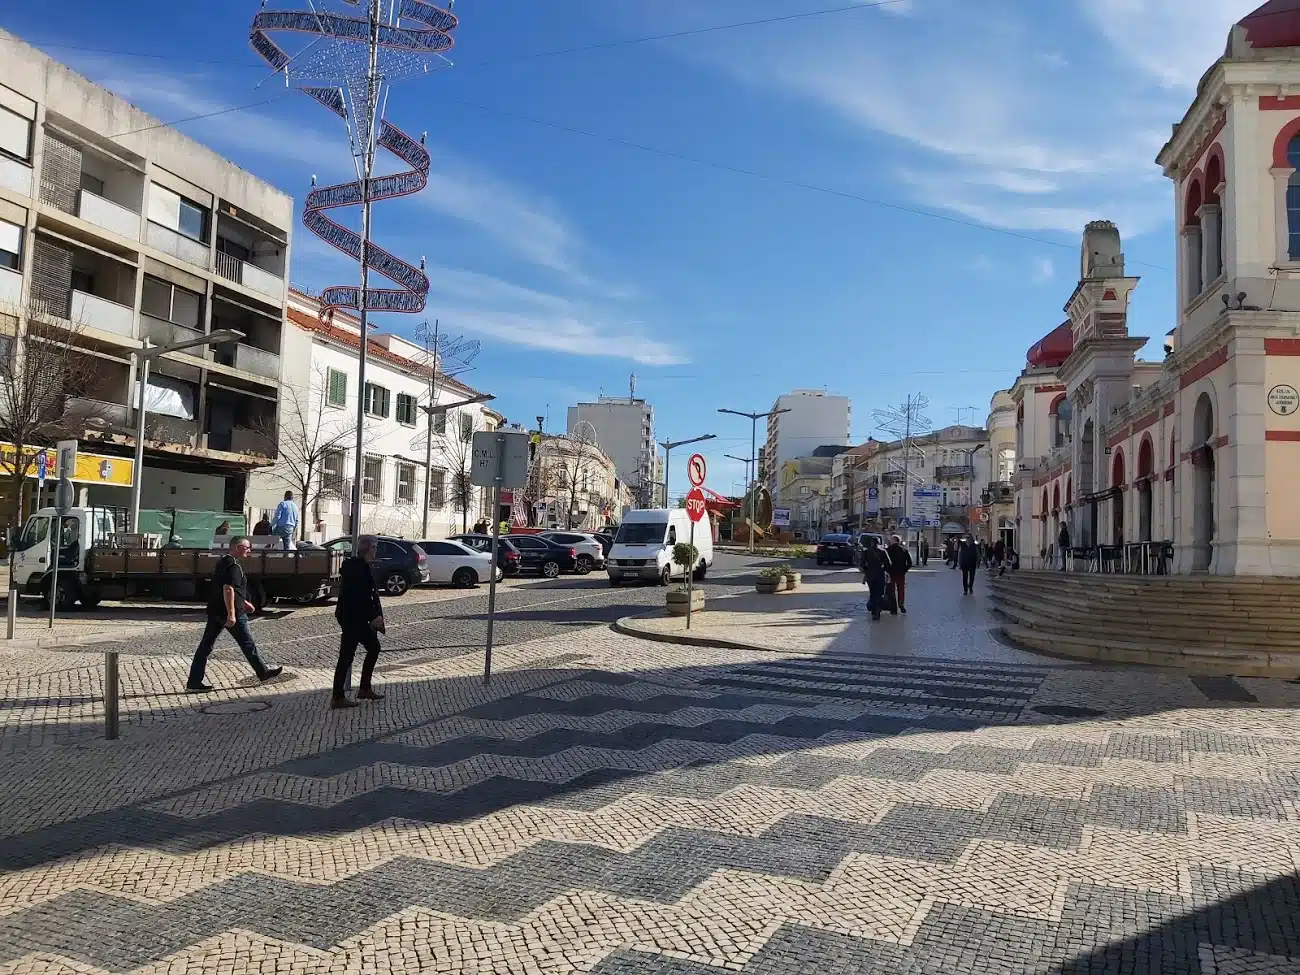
left=2, top=568, right=1300, bottom=973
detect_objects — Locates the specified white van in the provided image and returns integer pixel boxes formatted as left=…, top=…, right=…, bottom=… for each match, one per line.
left=607, top=508, right=714, bottom=586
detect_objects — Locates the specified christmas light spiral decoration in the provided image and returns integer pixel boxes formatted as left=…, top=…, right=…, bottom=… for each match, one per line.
left=249, top=0, right=459, bottom=318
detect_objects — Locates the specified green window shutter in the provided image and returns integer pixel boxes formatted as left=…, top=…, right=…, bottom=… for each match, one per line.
left=327, top=369, right=346, bottom=407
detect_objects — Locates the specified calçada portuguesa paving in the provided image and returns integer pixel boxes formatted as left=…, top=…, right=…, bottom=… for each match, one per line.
left=2, top=564, right=1300, bottom=974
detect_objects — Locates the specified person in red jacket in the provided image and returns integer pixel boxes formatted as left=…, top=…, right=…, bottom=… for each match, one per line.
left=885, top=534, right=913, bottom=614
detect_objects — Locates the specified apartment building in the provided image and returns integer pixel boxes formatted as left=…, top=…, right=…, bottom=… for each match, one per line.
left=532, top=433, right=629, bottom=531
left=0, top=30, right=291, bottom=518
left=566, top=394, right=654, bottom=510
left=247, top=290, right=499, bottom=540
left=828, top=441, right=880, bottom=531
left=859, top=424, right=989, bottom=541
left=763, top=390, right=851, bottom=492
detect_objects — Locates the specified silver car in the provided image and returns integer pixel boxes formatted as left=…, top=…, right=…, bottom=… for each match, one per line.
left=539, top=531, right=605, bottom=575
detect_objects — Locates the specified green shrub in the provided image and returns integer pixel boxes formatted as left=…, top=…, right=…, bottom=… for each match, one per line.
left=759, top=566, right=784, bottom=578
left=672, top=542, right=699, bottom=571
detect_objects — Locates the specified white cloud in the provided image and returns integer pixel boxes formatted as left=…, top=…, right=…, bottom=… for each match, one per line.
left=1031, top=256, right=1055, bottom=284
left=1079, top=0, right=1258, bottom=89
left=78, top=60, right=586, bottom=278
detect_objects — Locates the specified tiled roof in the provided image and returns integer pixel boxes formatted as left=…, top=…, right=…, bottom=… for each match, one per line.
left=286, top=307, right=434, bottom=378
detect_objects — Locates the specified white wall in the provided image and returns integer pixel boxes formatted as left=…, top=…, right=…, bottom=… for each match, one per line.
left=765, top=391, right=851, bottom=489
left=140, top=468, right=227, bottom=512
left=567, top=399, right=654, bottom=501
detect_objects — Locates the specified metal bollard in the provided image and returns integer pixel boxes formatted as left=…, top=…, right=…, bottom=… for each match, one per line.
left=6, top=584, right=15, bottom=640
left=104, top=650, right=119, bottom=740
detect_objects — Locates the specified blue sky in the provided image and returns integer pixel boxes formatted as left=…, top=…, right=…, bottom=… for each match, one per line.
left=0, top=0, right=1262, bottom=500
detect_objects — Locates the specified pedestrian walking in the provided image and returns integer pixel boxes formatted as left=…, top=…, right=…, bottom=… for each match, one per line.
left=186, top=536, right=283, bottom=693
left=859, top=535, right=890, bottom=621
left=1057, top=523, right=1071, bottom=571
left=271, top=491, right=299, bottom=551
left=992, top=537, right=1006, bottom=574
left=885, top=534, right=912, bottom=614
left=331, top=534, right=386, bottom=709
left=252, top=512, right=272, bottom=536
left=919, top=536, right=930, bottom=566
left=957, top=535, right=980, bottom=595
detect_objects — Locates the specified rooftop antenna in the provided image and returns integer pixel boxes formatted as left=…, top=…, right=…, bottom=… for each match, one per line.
left=630, top=372, right=636, bottom=402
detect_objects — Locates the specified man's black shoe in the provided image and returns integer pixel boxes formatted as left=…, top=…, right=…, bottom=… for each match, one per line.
left=260, top=666, right=284, bottom=682
left=185, top=683, right=214, bottom=694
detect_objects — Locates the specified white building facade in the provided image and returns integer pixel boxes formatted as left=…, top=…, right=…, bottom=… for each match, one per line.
left=0, top=29, right=292, bottom=524
left=566, top=395, right=654, bottom=510
left=247, top=291, right=498, bottom=541
left=763, top=390, right=851, bottom=493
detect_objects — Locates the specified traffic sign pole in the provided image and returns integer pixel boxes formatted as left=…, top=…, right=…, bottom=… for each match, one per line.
left=472, top=429, right=529, bottom=685
left=687, top=518, right=695, bottom=630
left=684, top=486, right=707, bottom=631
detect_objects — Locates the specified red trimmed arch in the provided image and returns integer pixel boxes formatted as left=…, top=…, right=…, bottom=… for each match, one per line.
left=1204, top=146, right=1224, bottom=204
left=1272, top=115, right=1300, bottom=168
left=1111, top=449, right=1126, bottom=489
left=1184, top=174, right=1204, bottom=226
left=1138, top=435, right=1155, bottom=480
left=1048, top=393, right=1067, bottom=415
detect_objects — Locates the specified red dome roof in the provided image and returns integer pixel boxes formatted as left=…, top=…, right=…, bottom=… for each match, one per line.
left=1241, top=0, right=1300, bottom=49
left=1026, top=321, right=1073, bottom=369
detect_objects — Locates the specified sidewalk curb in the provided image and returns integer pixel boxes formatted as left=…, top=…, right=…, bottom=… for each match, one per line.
left=611, top=611, right=783, bottom=655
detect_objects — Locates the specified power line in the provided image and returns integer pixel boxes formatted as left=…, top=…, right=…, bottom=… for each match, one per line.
left=9, top=0, right=909, bottom=72
left=443, top=98, right=1174, bottom=273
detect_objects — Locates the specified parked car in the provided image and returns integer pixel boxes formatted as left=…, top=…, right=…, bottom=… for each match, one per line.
left=414, top=539, right=502, bottom=587
left=504, top=534, right=578, bottom=578
left=448, top=534, right=523, bottom=576
left=816, top=533, right=857, bottom=566
left=324, top=536, right=428, bottom=595
left=592, top=533, right=615, bottom=558
left=538, top=531, right=606, bottom=574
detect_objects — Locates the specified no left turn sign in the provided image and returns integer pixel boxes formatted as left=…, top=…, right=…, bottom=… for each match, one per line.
left=687, top=453, right=707, bottom=487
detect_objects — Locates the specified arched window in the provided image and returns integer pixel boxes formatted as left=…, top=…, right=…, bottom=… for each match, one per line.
left=997, top=447, right=1016, bottom=483
left=1204, top=151, right=1225, bottom=281
left=1112, top=450, right=1126, bottom=489
left=1184, top=177, right=1204, bottom=299
left=1050, top=395, right=1071, bottom=448
left=1289, top=135, right=1300, bottom=260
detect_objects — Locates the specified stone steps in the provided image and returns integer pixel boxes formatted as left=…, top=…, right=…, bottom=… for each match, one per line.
left=988, top=571, right=1300, bottom=676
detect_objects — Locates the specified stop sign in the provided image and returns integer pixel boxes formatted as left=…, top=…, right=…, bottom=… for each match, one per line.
left=685, top=487, right=707, bottom=523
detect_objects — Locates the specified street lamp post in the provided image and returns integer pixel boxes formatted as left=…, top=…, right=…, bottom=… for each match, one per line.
left=657, top=434, right=716, bottom=508
left=419, top=394, right=495, bottom=537
left=128, top=329, right=244, bottom=535
left=718, top=407, right=790, bottom=553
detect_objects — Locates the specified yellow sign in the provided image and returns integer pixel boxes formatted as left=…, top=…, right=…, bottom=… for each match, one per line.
left=0, top=442, right=135, bottom=487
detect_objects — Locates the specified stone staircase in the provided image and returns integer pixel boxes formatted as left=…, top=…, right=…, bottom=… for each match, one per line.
left=989, top=571, right=1300, bottom=677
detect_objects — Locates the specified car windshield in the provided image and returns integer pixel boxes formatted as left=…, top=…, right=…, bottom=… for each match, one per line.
left=821, top=535, right=849, bottom=543
left=615, top=521, right=666, bottom=545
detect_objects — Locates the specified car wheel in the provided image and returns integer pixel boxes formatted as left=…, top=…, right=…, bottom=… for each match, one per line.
left=575, top=554, right=594, bottom=575
left=385, top=572, right=410, bottom=596
left=452, top=567, right=478, bottom=589
left=658, top=565, right=671, bottom=586
left=693, top=562, right=707, bottom=581
left=79, top=587, right=103, bottom=610
left=541, top=560, right=561, bottom=579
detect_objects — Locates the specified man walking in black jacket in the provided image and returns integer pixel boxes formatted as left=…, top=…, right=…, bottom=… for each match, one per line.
left=859, top=535, right=890, bottom=621
left=332, top=535, right=386, bottom=709
left=186, top=536, right=283, bottom=693
left=956, top=535, right=980, bottom=595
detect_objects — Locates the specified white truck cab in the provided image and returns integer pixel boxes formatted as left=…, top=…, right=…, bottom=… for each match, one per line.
left=607, top=508, right=713, bottom=586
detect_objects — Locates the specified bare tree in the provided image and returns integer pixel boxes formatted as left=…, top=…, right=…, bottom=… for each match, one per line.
left=252, top=363, right=355, bottom=539
left=555, top=425, right=601, bottom=530
left=0, top=303, right=104, bottom=529
left=442, top=410, right=478, bottom=534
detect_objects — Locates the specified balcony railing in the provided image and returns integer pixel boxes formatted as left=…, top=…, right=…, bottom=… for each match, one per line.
left=64, top=396, right=131, bottom=430
left=0, top=156, right=32, bottom=198
left=79, top=189, right=140, bottom=241
left=71, top=290, right=134, bottom=338
left=986, top=480, right=1015, bottom=501
left=936, top=465, right=975, bottom=480
left=142, top=314, right=203, bottom=350
left=941, top=505, right=970, bottom=518
left=145, top=415, right=197, bottom=447
left=215, top=250, right=284, bottom=301
left=147, top=222, right=208, bottom=268
left=0, top=266, right=21, bottom=306
left=882, top=471, right=906, bottom=485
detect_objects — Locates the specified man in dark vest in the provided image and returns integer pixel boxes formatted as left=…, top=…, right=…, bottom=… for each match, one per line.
left=332, top=534, right=386, bottom=709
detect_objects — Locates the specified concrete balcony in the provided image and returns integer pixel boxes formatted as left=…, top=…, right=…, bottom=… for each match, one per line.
left=232, top=343, right=279, bottom=380
left=215, top=250, right=283, bottom=301
left=208, top=425, right=275, bottom=457
left=64, top=396, right=131, bottom=430
left=146, top=222, right=208, bottom=268
left=145, top=415, right=198, bottom=447
left=0, top=156, right=32, bottom=198
left=0, top=266, right=21, bottom=306
left=141, top=313, right=202, bottom=350
left=79, top=189, right=140, bottom=241
left=936, top=465, right=975, bottom=480
left=71, top=289, right=134, bottom=338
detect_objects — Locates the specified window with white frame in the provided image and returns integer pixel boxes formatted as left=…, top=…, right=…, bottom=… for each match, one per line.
left=1288, top=137, right=1300, bottom=261
left=148, top=184, right=209, bottom=243
left=321, top=449, right=346, bottom=495
left=363, top=382, right=390, bottom=418
left=396, top=461, right=417, bottom=504
left=0, top=106, right=32, bottom=162
left=459, top=412, right=474, bottom=442
left=429, top=467, right=446, bottom=507
left=362, top=455, right=383, bottom=500
left=433, top=410, right=447, bottom=435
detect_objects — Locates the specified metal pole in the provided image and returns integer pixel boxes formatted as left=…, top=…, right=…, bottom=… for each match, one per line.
left=686, top=518, right=695, bottom=630
left=421, top=320, right=438, bottom=539
left=484, top=464, right=502, bottom=684
left=748, top=414, right=757, bottom=554
left=663, top=445, right=671, bottom=508
left=104, top=649, right=119, bottom=740
left=128, top=354, right=150, bottom=534
left=47, top=513, right=59, bottom=630
left=349, top=0, right=381, bottom=549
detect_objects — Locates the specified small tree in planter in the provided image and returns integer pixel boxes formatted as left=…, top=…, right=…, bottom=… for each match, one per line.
left=756, top=566, right=785, bottom=594
left=666, top=542, right=704, bottom=616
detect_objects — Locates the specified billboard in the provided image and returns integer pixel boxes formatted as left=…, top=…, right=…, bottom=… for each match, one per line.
left=772, top=507, right=791, bottom=528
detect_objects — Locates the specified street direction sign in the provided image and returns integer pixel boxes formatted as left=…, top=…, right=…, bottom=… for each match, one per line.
left=687, top=453, right=707, bottom=488
left=912, top=486, right=942, bottom=528
left=36, top=451, right=47, bottom=486
left=685, top=487, right=707, bottom=522
left=470, top=430, right=529, bottom=488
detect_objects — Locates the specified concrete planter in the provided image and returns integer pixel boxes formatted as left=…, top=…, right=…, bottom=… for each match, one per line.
left=782, top=572, right=802, bottom=590
left=756, top=577, right=785, bottom=594
left=666, top=588, right=706, bottom=616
